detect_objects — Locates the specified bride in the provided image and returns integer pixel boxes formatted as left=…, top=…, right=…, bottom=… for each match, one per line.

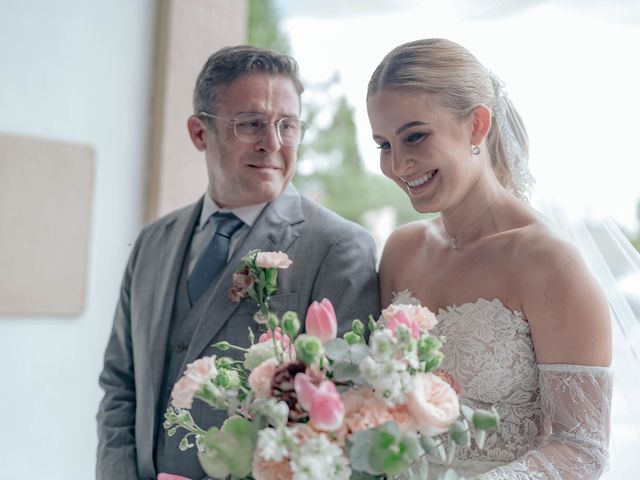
left=367, top=38, right=612, bottom=479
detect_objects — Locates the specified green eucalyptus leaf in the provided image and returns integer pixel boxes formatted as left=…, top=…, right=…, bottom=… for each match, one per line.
left=332, top=361, right=362, bottom=382
left=449, top=420, right=471, bottom=447
left=472, top=408, right=500, bottom=431
left=325, top=338, right=350, bottom=361
left=348, top=430, right=379, bottom=474
left=460, top=404, right=474, bottom=424
left=348, top=343, right=371, bottom=363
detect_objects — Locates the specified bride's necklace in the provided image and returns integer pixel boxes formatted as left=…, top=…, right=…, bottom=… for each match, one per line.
left=443, top=198, right=500, bottom=250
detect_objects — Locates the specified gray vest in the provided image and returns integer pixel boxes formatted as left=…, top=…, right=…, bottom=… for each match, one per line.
left=154, top=255, right=219, bottom=479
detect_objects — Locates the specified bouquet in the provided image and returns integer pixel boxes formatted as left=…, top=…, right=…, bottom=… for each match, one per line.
left=164, top=250, right=499, bottom=480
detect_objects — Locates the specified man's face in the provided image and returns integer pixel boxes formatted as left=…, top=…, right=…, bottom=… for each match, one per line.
left=188, top=73, right=301, bottom=208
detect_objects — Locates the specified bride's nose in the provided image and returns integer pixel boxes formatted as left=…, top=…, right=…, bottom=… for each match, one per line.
left=391, top=149, right=416, bottom=177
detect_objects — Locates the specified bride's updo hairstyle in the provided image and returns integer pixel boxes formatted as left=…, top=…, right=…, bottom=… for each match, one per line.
left=368, top=38, right=534, bottom=200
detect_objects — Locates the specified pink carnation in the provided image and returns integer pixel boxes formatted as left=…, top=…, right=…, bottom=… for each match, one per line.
left=255, top=251, right=292, bottom=269
left=170, top=356, right=218, bottom=409
left=382, top=304, right=438, bottom=333
left=248, top=357, right=279, bottom=398
left=406, top=373, right=459, bottom=436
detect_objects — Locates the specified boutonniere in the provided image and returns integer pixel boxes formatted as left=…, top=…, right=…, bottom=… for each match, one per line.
left=228, top=250, right=292, bottom=324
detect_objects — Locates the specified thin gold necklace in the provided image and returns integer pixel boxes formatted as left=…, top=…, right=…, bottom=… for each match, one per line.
left=443, top=197, right=500, bottom=250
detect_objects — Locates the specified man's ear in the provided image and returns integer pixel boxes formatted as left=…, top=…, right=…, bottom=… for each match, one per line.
left=470, top=104, right=492, bottom=147
left=187, top=115, right=208, bottom=151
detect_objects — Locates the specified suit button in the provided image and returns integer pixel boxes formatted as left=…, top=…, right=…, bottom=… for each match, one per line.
left=176, top=342, right=187, bottom=352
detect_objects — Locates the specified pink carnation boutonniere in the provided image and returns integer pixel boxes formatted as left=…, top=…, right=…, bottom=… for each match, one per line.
left=228, top=249, right=292, bottom=323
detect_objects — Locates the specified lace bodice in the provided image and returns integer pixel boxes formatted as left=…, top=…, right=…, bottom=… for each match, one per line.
left=427, top=298, right=612, bottom=479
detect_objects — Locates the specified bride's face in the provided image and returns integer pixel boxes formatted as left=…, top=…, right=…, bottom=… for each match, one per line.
left=367, top=89, right=480, bottom=214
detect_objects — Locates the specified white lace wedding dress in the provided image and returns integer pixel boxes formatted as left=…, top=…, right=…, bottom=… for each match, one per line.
left=428, top=298, right=612, bottom=479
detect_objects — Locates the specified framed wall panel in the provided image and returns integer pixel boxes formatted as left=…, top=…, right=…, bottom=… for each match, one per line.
left=0, top=132, right=95, bottom=315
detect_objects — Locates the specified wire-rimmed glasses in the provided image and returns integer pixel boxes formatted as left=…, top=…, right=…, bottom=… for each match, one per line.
left=198, top=111, right=307, bottom=146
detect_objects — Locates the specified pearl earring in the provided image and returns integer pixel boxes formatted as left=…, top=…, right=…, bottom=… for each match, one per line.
left=471, top=145, right=481, bottom=155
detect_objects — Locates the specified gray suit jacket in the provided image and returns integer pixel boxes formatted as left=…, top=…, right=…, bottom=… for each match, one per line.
left=96, top=186, right=380, bottom=479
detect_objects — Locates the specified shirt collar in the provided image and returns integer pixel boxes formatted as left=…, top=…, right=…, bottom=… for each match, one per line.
left=199, top=192, right=267, bottom=228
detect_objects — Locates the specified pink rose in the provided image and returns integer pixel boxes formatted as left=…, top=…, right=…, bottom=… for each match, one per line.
left=294, top=373, right=345, bottom=431
left=406, top=373, right=460, bottom=436
left=382, top=304, right=438, bottom=333
left=170, top=356, right=218, bottom=409
left=255, top=251, right=292, bottom=269
left=248, top=357, right=279, bottom=398
left=259, top=327, right=291, bottom=349
left=386, top=309, right=420, bottom=339
left=305, top=299, right=337, bottom=343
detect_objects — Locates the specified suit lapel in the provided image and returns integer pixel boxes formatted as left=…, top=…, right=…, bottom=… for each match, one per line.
left=181, top=187, right=304, bottom=366
left=148, top=198, right=203, bottom=407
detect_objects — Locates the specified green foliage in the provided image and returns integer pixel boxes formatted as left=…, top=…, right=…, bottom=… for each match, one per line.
left=248, top=0, right=291, bottom=53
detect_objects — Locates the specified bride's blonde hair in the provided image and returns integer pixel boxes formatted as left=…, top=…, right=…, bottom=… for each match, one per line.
left=368, top=38, right=532, bottom=200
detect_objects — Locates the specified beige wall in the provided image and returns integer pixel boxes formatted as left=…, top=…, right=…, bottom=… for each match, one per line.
left=146, top=0, right=248, bottom=222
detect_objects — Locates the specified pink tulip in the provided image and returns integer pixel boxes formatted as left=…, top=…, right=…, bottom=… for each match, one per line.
left=294, top=373, right=345, bottom=431
left=305, top=298, right=337, bottom=343
left=157, top=474, right=191, bottom=480
left=387, top=309, right=421, bottom=339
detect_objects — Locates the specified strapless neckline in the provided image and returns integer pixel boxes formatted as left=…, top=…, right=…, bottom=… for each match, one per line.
left=436, top=297, right=526, bottom=323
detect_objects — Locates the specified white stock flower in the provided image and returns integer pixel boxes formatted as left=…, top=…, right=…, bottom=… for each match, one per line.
left=290, top=434, right=351, bottom=480
left=257, top=427, right=297, bottom=463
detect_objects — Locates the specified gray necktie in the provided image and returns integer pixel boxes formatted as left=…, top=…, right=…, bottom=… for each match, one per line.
left=187, top=212, right=244, bottom=306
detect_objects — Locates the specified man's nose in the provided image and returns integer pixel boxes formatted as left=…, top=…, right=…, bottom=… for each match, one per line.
left=254, top=123, right=281, bottom=153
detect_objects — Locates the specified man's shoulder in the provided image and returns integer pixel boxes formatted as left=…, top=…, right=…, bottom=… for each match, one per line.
left=140, top=200, right=200, bottom=235
left=297, top=194, right=368, bottom=237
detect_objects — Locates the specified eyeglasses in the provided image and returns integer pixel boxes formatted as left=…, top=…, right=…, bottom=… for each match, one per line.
left=198, top=111, right=307, bottom=146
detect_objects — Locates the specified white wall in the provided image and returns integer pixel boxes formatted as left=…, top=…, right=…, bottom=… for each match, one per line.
left=0, top=1, right=155, bottom=477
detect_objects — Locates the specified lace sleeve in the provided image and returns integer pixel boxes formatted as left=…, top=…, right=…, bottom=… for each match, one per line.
left=482, top=364, right=612, bottom=480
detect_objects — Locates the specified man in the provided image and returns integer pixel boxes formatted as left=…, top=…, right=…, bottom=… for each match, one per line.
left=96, top=45, right=379, bottom=479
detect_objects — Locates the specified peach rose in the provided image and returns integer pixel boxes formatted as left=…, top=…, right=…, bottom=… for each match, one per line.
left=339, top=389, right=394, bottom=438
left=389, top=403, right=419, bottom=432
left=248, top=357, right=279, bottom=398
left=252, top=454, right=292, bottom=480
left=382, top=304, right=438, bottom=333
left=255, top=251, right=292, bottom=269
left=406, top=373, right=459, bottom=436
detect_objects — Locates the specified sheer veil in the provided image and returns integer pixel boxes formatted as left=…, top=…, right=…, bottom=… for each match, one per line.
left=490, top=72, right=640, bottom=440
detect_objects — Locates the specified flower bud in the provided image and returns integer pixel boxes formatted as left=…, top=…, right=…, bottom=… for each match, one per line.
left=351, top=319, right=365, bottom=336
left=294, top=334, right=324, bottom=365
left=281, top=311, right=300, bottom=339
left=212, top=341, right=231, bottom=351
left=343, top=331, right=363, bottom=345
left=266, top=313, right=279, bottom=331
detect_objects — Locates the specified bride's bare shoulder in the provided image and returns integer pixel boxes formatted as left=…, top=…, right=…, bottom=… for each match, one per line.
left=382, top=218, right=439, bottom=257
